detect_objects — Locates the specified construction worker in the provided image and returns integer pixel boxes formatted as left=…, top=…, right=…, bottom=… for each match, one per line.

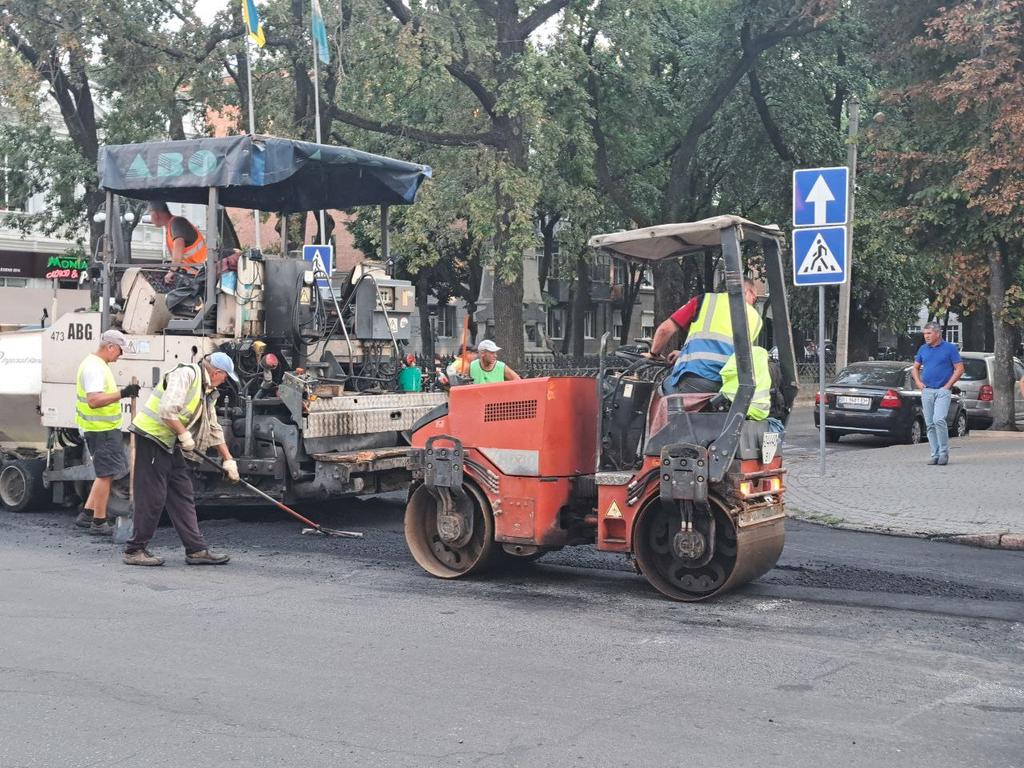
left=147, top=201, right=207, bottom=285
left=446, top=344, right=477, bottom=386
left=73, top=329, right=140, bottom=535
left=124, top=352, right=241, bottom=567
left=470, top=340, right=520, bottom=383
left=397, top=354, right=423, bottom=392
left=651, top=279, right=762, bottom=394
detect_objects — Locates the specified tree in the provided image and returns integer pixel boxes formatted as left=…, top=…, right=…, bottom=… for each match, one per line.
left=869, top=0, right=1024, bottom=430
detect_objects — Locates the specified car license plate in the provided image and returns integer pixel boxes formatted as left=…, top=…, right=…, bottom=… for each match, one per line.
left=837, top=395, right=871, bottom=410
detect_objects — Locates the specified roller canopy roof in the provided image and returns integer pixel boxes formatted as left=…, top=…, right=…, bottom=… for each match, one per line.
left=98, top=135, right=432, bottom=213
left=587, top=216, right=782, bottom=262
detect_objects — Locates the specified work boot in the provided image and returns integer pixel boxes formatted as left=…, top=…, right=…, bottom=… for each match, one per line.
left=185, top=549, right=230, bottom=565
left=937, top=454, right=949, bottom=466
left=75, top=509, right=95, bottom=528
left=123, top=549, right=164, bottom=567
left=89, top=517, right=115, bottom=536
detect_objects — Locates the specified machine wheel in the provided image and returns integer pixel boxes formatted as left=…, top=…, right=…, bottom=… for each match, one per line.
left=0, top=459, right=48, bottom=512
left=404, top=481, right=498, bottom=579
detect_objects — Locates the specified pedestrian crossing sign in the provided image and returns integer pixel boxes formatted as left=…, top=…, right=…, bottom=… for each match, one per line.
left=792, top=226, right=847, bottom=286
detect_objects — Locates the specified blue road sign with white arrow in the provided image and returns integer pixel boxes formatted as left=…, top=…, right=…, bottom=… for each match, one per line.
left=793, top=226, right=847, bottom=286
left=792, top=166, right=849, bottom=227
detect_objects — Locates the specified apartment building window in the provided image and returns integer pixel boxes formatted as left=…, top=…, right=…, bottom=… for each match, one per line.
left=612, top=258, right=627, bottom=285
left=589, top=252, right=610, bottom=284
left=0, top=277, right=28, bottom=287
left=583, top=310, right=596, bottom=339
left=435, top=305, right=457, bottom=338
left=945, top=325, right=961, bottom=345
left=641, top=311, right=655, bottom=339
left=612, top=310, right=623, bottom=340
left=547, top=307, right=566, bottom=339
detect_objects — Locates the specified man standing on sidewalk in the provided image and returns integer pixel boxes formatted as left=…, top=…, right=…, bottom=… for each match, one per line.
left=124, top=353, right=241, bottom=566
left=74, top=329, right=140, bottom=535
left=912, top=322, right=964, bottom=466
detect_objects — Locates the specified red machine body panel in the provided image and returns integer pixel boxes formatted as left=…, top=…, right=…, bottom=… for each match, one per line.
left=411, top=377, right=598, bottom=546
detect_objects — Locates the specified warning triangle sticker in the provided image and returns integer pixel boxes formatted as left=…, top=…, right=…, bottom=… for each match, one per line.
left=797, top=232, right=842, bottom=275
left=606, top=500, right=623, bottom=519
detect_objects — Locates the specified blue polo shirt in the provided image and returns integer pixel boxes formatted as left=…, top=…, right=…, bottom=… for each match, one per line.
left=915, top=340, right=962, bottom=389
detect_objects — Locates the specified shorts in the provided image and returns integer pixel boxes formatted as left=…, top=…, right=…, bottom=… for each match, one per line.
left=85, top=430, right=129, bottom=479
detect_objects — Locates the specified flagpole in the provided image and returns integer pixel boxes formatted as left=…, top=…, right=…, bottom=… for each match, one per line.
left=311, top=0, right=327, bottom=248
left=245, top=37, right=261, bottom=251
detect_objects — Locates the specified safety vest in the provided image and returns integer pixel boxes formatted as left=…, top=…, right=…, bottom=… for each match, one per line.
left=132, top=364, right=204, bottom=449
left=75, top=354, right=122, bottom=432
left=668, top=292, right=763, bottom=385
left=470, top=359, right=505, bottom=384
left=165, top=218, right=207, bottom=274
left=719, top=347, right=773, bottom=420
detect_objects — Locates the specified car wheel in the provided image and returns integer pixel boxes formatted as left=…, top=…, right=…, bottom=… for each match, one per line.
left=952, top=410, right=969, bottom=438
left=824, top=429, right=841, bottom=443
left=904, top=418, right=925, bottom=445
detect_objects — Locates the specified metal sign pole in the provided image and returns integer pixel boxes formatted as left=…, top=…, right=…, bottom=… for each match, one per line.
left=819, top=284, right=826, bottom=475
left=311, top=11, right=328, bottom=248
left=245, top=39, right=261, bottom=251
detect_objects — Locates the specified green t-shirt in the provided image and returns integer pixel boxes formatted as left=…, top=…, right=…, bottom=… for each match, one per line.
left=397, top=366, right=422, bottom=392
left=470, top=359, right=505, bottom=384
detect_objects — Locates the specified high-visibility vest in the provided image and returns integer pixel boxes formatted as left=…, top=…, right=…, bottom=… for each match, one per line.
left=165, top=218, right=207, bottom=274
left=719, top=347, right=773, bottom=420
left=470, top=359, right=505, bottom=384
left=75, top=354, right=122, bottom=432
left=667, top=292, right=762, bottom=385
left=132, top=364, right=204, bottom=449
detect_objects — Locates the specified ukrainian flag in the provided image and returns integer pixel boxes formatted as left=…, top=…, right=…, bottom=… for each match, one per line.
left=242, top=0, right=265, bottom=48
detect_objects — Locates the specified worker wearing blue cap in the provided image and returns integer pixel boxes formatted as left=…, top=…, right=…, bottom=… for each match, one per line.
left=125, top=352, right=241, bottom=567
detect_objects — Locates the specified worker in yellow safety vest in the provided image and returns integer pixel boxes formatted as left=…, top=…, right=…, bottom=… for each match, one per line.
left=652, top=279, right=762, bottom=394
left=718, top=346, right=786, bottom=433
left=124, top=353, right=241, bottom=567
left=73, top=329, right=140, bottom=535
left=148, top=201, right=208, bottom=284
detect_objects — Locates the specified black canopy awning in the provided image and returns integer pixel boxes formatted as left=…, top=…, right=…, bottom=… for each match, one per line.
left=98, top=135, right=432, bottom=213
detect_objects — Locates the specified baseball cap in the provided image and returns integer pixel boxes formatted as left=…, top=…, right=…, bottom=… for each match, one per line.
left=100, top=329, right=128, bottom=349
left=207, top=352, right=239, bottom=383
left=478, top=339, right=501, bottom=353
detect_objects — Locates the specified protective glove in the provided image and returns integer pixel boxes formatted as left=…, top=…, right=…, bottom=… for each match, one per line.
left=120, top=384, right=141, bottom=398
left=177, top=431, right=196, bottom=453
left=221, top=459, right=240, bottom=483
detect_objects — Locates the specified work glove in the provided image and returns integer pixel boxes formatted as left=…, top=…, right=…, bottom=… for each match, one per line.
left=120, top=384, right=141, bottom=398
left=221, top=459, right=240, bottom=483
left=177, top=432, right=196, bottom=453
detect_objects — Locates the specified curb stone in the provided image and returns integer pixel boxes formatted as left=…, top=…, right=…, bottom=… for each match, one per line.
left=786, top=508, right=1024, bottom=551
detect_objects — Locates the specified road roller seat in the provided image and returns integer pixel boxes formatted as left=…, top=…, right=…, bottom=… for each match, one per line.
left=646, top=391, right=716, bottom=437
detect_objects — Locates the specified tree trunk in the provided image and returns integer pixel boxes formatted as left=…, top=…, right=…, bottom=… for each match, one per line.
left=416, top=272, right=434, bottom=362
left=987, top=244, right=1017, bottom=431
left=848, top=308, right=876, bottom=362
left=493, top=273, right=524, bottom=369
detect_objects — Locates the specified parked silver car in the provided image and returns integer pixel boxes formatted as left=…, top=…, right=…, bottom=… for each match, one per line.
left=956, top=351, right=1024, bottom=428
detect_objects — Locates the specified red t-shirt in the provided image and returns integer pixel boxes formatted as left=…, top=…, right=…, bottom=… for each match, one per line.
left=669, top=296, right=702, bottom=335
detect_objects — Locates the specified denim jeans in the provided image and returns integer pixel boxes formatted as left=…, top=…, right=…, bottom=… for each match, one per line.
left=921, top=387, right=951, bottom=459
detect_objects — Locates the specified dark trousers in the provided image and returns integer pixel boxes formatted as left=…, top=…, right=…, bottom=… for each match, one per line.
left=126, top=436, right=206, bottom=554
left=664, top=372, right=721, bottom=395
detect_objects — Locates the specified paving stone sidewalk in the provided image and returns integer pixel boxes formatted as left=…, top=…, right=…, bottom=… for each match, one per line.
left=784, top=432, right=1024, bottom=549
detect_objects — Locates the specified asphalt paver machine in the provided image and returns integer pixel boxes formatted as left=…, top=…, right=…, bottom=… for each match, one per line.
left=25, top=135, right=446, bottom=512
left=404, top=216, right=800, bottom=600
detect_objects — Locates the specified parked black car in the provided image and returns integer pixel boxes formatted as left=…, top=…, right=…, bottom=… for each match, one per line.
left=813, top=361, right=969, bottom=444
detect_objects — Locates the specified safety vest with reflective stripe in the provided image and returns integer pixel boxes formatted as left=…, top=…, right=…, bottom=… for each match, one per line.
left=719, top=347, right=773, bottom=420
left=165, top=218, right=207, bottom=274
left=131, top=364, right=204, bottom=449
left=75, top=354, right=122, bottom=432
left=470, top=359, right=505, bottom=384
left=667, top=292, right=763, bottom=385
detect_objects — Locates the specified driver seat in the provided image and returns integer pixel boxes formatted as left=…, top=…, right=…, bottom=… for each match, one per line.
left=646, top=391, right=716, bottom=436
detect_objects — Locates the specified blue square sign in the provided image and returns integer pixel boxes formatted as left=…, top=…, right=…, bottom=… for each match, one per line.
left=793, top=166, right=849, bottom=227
left=302, top=244, right=333, bottom=287
left=793, top=226, right=847, bottom=286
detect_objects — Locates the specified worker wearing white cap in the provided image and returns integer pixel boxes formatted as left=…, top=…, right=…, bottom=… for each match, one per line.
left=470, top=339, right=520, bottom=384
left=73, top=328, right=141, bottom=535
left=125, top=352, right=241, bottom=566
